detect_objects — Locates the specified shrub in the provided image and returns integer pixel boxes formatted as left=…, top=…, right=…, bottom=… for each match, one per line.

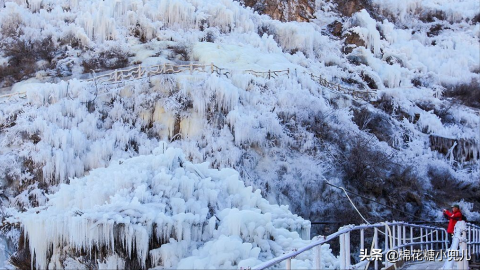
left=472, top=13, right=480, bottom=24
left=419, top=10, right=446, bottom=23
left=0, top=38, right=56, bottom=86
left=352, top=107, right=398, bottom=146
left=82, top=48, right=130, bottom=73
left=59, top=34, right=82, bottom=48
left=341, top=136, right=393, bottom=187
left=167, top=45, right=189, bottom=61
left=372, top=93, right=396, bottom=114
left=132, top=23, right=148, bottom=43
left=443, top=79, right=480, bottom=109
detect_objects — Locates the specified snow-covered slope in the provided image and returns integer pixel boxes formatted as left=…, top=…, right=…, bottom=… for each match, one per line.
left=0, top=0, right=479, bottom=268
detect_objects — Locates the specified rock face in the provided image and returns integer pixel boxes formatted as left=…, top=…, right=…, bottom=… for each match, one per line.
left=343, top=31, right=365, bottom=54
left=241, top=0, right=315, bottom=22
left=240, top=0, right=378, bottom=22
left=334, top=0, right=369, bottom=17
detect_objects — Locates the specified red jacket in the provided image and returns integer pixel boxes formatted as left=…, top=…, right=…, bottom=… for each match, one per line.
left=444, top=210, right=462, bottom=234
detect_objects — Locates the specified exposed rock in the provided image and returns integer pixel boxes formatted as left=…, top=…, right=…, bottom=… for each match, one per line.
left=334, top=0, right=367, bottom=17
left=343, top=31, right=365, bottom=54
left=360, top=72, right=378, bottom=89
left=241, top=0, right=315, bottom=22
left=327, top=20, right=343, bottom=38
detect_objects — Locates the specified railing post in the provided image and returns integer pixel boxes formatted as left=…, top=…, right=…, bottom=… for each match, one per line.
left=114, top=69, right=118, bottom=82
left=211, top=62, right=214, bottom=73
left=475, top=227, right=478, bottom=256
left=440, top=230, right=443, bottom=251
left=444, top=221, right=466, bottom=270
left=360, top=229, right=364, bottom=251
left=445, top=228, right=448, bottom=250
left=385, top=224, right=390, bottom=269
left=138, top=65, right=142, bottom=78
left=430, top=229, right=434, bottom=250
left=467, top=225, right=471, bottom=256
left=475, top=227, right=477, bottom=256
left=402, top=225, right=406, bottom=252
left=473, top=227, right=476, bottom=255
left=314, top=236, right=322, bottom=270
left=374, top=228, right=379, bottom=270
left=286, top=258, right=291, bottom=270
left=268, top=70, right=271, bottom=80
left=420, top=228, right=424, bottom=250
left=340, top=234, right=346, bottom=270
left=345, top=231, right=351, bottom=269
left=475, top=227, right=477, bottom=255
left=385, top=224, right=389, bottom=252
left=428, top=228, right=431, bottom=249
left=397, top=225, right=402, bottom=250
left=475, top=228, right=480, bottom=254
left=190, top=63, right=193, bottom=74
left=392, top=225, right=396, bottom=250
left=446, top=229, right=449, bottom=251
left=458, top=226, right=468, bottom=270
left=410, top=227, right=413, bottom=252
left=436, top=230, right=439, bottom=251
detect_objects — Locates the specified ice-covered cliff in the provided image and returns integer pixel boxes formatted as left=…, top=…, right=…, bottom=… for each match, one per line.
left=0, top=0, right=479, bottom=268
left=10, top=146, right=327, bottom=269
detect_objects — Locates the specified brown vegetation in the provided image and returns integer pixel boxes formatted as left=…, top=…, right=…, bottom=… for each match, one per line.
left=0, top=38, right=55, bottom=87
left=443, top=79, right=480, bottom=109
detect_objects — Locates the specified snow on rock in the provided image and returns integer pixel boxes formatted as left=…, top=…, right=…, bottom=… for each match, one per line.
left=12, top=146, right=323, bottom=269
left=371, top=0, right=480, bottom=23
left=347, top=10, right=382, bottom=56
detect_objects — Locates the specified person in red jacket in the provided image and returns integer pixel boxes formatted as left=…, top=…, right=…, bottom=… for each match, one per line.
left=443, top=204, right=463, bottom=244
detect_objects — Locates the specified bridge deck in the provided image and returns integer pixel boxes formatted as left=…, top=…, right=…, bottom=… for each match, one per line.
left=401, top=261, right=444, bottom=269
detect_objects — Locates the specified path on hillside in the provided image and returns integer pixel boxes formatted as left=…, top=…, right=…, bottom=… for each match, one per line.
left=0, top=62, right=376, bottom=102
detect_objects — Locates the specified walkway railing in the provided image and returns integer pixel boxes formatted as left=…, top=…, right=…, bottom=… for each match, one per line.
left=252, top=221, right=480, bottom=270
left=0, top=62, right=374, bottom=103
left=86, top=63, right=211, bottom=84
left=467, top=223, right=480, bottom=259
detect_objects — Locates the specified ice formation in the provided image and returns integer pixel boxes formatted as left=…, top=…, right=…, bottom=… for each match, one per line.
left=0, top=0, right=479, bottom=267
left=12, top=146, right=321, bottom=269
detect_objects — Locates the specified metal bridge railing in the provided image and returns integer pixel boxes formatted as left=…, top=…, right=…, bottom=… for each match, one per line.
left=465, top=223, right=480, bottom=269
left=252, top=221, right=480, bottom=270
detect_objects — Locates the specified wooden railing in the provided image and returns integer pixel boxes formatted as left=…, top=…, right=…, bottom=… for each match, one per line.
left=0, top=62, right=375, bottom=102
left=86, top=63, right=212, bottom=84
left=309, top=73, right=375, bottom=100
left=244, top=69, right=290, bottom=79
